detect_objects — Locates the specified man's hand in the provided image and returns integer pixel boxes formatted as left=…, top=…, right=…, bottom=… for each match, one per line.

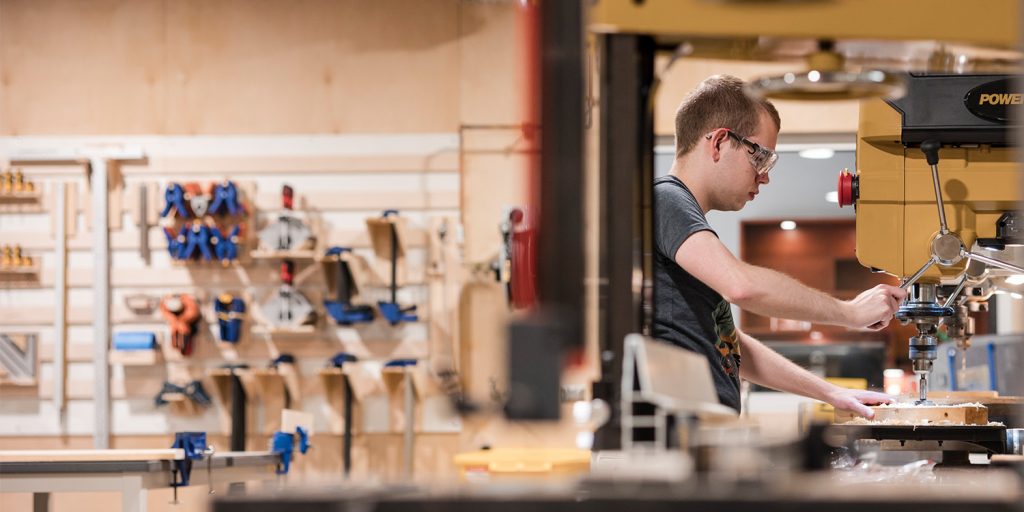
left=843, top=284, right=907, bottom=330
left=826, top=388, right=894, bottom=419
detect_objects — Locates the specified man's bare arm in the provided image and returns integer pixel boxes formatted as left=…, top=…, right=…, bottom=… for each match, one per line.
left=736, top=330, right=892, bottom=418
left=674, top=231, right=904, bottom=329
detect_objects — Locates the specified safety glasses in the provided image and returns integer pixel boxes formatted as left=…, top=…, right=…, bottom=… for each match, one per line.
left=709, top=130, right=778, bottom=177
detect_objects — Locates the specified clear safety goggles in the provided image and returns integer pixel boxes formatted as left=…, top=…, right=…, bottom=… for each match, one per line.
left=717, top=130, right=778, bottom=177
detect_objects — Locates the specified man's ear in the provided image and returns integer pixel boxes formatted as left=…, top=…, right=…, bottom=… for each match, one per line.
left=707, top=130, right=727, bottom=163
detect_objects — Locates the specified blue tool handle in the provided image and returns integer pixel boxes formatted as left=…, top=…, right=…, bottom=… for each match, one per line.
left=113, top=332, right=157, bottom=351
left=947, top=347, right=957, bottom=391
left=987, top=343, right=998, bottom=392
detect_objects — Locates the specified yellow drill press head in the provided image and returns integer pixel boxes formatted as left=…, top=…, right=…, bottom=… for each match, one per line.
left=843, top=74, right=1023, bottom=402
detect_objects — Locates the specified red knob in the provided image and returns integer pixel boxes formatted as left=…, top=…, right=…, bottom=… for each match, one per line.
left=837, top=169, right=857, bottom=208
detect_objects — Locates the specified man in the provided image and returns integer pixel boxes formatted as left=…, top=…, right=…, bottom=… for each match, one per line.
left=654, top=75, right=907, bottom=419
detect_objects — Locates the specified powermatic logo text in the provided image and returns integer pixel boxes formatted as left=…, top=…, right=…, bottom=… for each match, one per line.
left=965, top=78, right=1019, bottom=122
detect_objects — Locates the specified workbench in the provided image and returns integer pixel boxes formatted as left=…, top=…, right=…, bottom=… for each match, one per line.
left=0, top=449, right=282, bottom=512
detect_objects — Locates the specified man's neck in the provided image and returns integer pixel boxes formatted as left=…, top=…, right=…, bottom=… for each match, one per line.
left=668, top=161, right=713, bottom=215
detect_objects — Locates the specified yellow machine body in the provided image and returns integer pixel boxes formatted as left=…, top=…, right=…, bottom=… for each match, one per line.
left=855, top=99, right=1020, bottom=282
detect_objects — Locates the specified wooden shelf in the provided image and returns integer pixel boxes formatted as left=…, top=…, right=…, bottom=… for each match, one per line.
left=0, top=191, right=42, bottom=203
left=109, top=349, right=160, bottom=366
left=0, top=264, right=40, bottom=275
left=250, top=249, right=317, bottom=260
left=251, top=324, right=317, bottom=335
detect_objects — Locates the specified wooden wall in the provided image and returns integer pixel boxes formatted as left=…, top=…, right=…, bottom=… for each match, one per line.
left=0, top=0, right=464, bottom=135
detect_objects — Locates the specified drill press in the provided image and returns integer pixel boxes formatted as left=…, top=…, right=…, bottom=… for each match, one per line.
left=841, top=74, right=1024, bottom=404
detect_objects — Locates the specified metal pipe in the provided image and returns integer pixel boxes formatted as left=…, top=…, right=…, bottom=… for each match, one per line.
left=943, top=274, right=969, bottom=309
left=54, top=183, right=68, bottom=429
left=901, top=256, right=937, bottom=291
left=928, top=163, right=949, bottom=234
left=91, top=159, right=110, bottom=449
left=390, top=221, right=399, bottom=304
left=967, top=250, right=1024, bottom=274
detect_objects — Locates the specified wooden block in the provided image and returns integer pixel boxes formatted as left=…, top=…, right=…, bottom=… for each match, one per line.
left=835, top=404, right=988, bottom=425
left=281, top=409, right=314, bottom=435
left=0, top=449, right=185, bottom=463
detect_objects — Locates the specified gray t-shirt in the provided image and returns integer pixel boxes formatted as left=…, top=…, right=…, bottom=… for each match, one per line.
left=652, top=175, right=742, bottom=412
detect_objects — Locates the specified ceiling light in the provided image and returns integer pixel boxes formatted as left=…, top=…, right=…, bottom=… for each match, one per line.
left=1012, top=292, right=1023, bottom=300
left=1006, top=274, right=1024, bottom=285
left=825, top=191, right=839, bottom=203
left=780, top=220, right=797, bottom=231
left=799, top=148, right=835, bottom=160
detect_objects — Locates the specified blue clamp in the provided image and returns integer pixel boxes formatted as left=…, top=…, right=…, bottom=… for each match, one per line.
left=214, top=295, right=245, bottom=343
left=210, top=225, right=241, bottom=264
left=323, top=247, right=375, bottom=325
left=325, top=302, right=375, bottom=325
left=328, top=352, right=358, bottom=368
left=181, top=222, right=214, bottom=261
left=170, top=431, right=208, bottom=488
left=209, top=181, right=243, bottom=216
left=384, top=359, right=417, bottom=368
left=164, top=227, right=181, bottom=259
left=270, top=354, right=295, bottom=367
left=161, top=183, right=191, bottom=219
left=378, top=302, right=417, bottom=325
left=271, top=426, right=310, bottom=475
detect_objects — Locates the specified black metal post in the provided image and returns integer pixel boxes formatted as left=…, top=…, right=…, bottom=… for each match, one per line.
left=592, top=33, right=656, bottom=451
left=343, top=376, right=353, bottom=478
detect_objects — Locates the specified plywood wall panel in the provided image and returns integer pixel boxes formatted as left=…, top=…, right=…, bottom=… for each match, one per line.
left=0, top=0, right=167, bottom=135
left=0, top=0, right=463, bottom=135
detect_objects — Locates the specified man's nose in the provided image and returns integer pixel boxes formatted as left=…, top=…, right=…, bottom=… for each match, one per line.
left=757, top=173, right=770, bottom=185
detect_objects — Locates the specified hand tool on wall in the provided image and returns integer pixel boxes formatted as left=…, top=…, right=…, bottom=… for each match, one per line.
left=269, top=354, right=299, bottom=409
left=258, top=185, right=312, bottom=252
left=112, top=331, right=157, bottom=351
left=184, top=182, right=209, bottom=218
left=210, top=224, right=242, bottom=266
left=323, top=247, right=375, bottom=325
left=161, top=183, right=191, bottom=218
left=0, top=333, right=37, bottom=385
left=214, top=294, right=246, bottom=343
left=124, top=293, right=159, bottom=316
left=259, top=261, right=316, bottom=328
left=154, top=380, right=212, bottom=408
left=374, top=211, right=417, bottom=325
left=209, top=180, right=244, bottom=216
left=160, top=294, right=201, bottom=356
left=328, top=352, right=358, bottom=478
left=181, top=222, right=215, bottom=261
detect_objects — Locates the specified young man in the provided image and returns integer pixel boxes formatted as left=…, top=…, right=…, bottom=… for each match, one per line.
left=654, top=75, right=907, bottom=419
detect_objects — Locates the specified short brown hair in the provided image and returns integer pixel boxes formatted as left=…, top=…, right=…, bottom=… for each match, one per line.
left=674, top=75, right=781, bottom=158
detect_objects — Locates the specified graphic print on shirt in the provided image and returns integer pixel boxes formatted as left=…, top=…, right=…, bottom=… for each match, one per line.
left=712, top=300, right=741, bottom=376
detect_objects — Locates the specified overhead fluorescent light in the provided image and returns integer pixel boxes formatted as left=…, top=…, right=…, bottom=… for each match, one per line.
left=798, top=148, right=835, bottom=160
left=780, top=220, right=797, bottom=231
left=1006, top=274, right=1024, bottom=286
left=825, top=191, right=839, bottom=203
